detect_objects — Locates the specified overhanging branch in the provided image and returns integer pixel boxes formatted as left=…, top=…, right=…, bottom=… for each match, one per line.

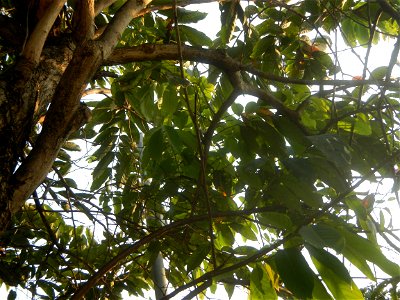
left=21, top=0, right=66, bottom=65
left=71, top=205, right=286, bottom=299
left=106, top=44, right=399, bottom=88
left=98, top=0, right=154, bottom=58
left=94, top=0, right=118, bottom=15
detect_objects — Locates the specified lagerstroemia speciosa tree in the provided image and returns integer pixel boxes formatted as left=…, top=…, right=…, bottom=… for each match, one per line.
left=0, top=0, right=399, bottom=299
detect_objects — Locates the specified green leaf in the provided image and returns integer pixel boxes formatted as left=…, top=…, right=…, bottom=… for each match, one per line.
left=62, top=141, right=81, bottom=151
left=224, top=283, right=235, bottom=299
left=216, top=223, right=235, bottom=248
left=231, top=103, right=243, bottom=115
left=341, top=18, right=356, bottom=46
left=345, top=196, right=368, bottom=220
left=178, top=25, right=212, bottom=47
left=339, top=227, right=400, bottom=278
left=273, top=116, right=310, bottom=154
left=229, top=223, right=257, bottom=241
left=283, top=174, right=323, bottom=207
left=160, top=8, right=208, bottom=24
left=257, top=212, right=293, bottom=230
left=274, top=248, right=314, bottom=299
left=353, top=113, right=372, bottom=136
left=142, top=127, right=164, bottom=167
left=160, top=86, right=180, bottom=117
left=233, top=245, right=258, bottom=256
left=369, top=66, right=388, bottom=80
left=251, top=36, right=275, bottom=58
left=38, top=280, right=56, bottom=298
left=163, top=126, right=184, bottom=154
left=138, top=85, right=157, bottom=121
left=307, top=245, right=364, bottom=300
left=63, top=178, right=78, bottom=189
left=307, top=134, right=352, bottom=171
left=250, top=264, right=277, bottom=300
left=186, top=245, right=210, bottom=272
left=92, top=151, right=114, bottom=179
left=91, top=167, right=111, bottom=190
left=299, top=223, right=345, bottom=251
left=312, top=275, right=334, bottom=300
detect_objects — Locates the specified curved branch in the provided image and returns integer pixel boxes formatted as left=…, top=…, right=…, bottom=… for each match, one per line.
left=203, top=87, right=241, bottom=154
left=21, top=0, right=66, bottom=65
left=94, top=0, right=117, bottom=15
left=71, top=205, right=285, bottom=299
left=240, top=81, right=303, bottom=130
left=106, top=44, right=399, bottom=88
left=98, top=0, right=153, bottom=57
left=82, top=88, right=111, bottom=97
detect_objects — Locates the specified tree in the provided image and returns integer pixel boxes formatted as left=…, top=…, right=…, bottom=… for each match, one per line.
left=0, top=0, right=399, bottom=299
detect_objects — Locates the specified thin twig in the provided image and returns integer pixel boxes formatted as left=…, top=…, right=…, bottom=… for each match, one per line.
left=173, top=0, right=218, bottom=268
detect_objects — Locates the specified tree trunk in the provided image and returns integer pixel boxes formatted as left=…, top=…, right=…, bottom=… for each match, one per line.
left=0, top=0, right=151, bottom=234
left=0, top=40, right=74, bottom=232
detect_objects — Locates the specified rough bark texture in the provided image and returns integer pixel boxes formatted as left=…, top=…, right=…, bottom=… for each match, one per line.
left=0, top=0, right=152, bottom=234
left=0, top=40, right=74, bottom=231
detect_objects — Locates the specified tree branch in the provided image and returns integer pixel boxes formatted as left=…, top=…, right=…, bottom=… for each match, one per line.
left=10, top=0, right=152, bottom=215
left=98, top=0, right=153, bottom=58
left=162, top=234, right=289, bottom=299
left=240, top=81, right=303, bottom=129
left=94, top=0, right=117, bottom=15
left=71, top=205, right=285, bottom=299
left=82, top=88, right=111, bottom=97
left=20, top=0, right=66, bottom=65
left=203, top=85, right=241, bottom=155
left=106, top=44, right=399, bottom=88
left=10, top=41, right=99, bottom=215
left=72, top=0, right=95, bottom=42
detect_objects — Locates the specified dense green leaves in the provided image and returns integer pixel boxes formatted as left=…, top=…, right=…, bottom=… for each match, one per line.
left=2, top=0, right=400, bottom=299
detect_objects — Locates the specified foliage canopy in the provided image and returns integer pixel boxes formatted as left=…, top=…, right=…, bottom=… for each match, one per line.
left=0, top=0, right=399, bottom=299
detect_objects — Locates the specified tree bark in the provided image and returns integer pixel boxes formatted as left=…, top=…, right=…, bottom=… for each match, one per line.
left=0, top=41, right=74, bottom=231
left=0, top=0, right=153, bottom=233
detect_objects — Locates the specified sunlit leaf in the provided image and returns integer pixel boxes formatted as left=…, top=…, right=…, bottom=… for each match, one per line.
left=307, top=245, right=364, bottom=300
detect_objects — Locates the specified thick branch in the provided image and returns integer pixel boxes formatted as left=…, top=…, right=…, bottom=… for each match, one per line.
left=21, top=0, right=66, bottom=65
left=82, top=88, right=111, bottom=97
left=98, top=0, right=153, bottom=58
left=72, top=0, right=95, bottom=42
left=106, top=44, right=399, bottom=88
left=106, top=44, right=241, bottom=71
left=94, top=0, right=117, bottom=15
left=10, top=0, right=153, bottom=215
left=10, top=42, right=99, bottom=214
